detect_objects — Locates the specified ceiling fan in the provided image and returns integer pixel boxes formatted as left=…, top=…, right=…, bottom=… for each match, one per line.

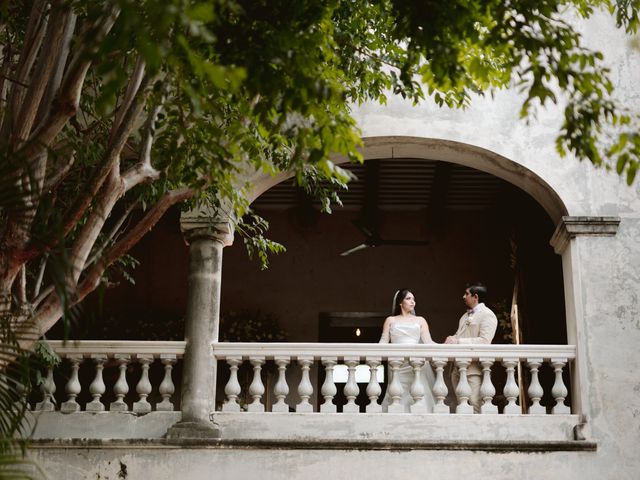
left=339, top=159, right=429, bottom=256
left=339, top=219, right=429, bottom=256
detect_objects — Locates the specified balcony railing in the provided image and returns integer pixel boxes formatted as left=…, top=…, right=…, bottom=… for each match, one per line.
left=214, top=342, right=575, bottom=415
left=35, top=340, right=185, bottom=413
left=24, top=341, right=588, bottom=448
left=37, top=341, right=574, bottom=416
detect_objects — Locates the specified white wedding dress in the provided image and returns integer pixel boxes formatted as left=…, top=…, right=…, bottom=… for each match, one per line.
left=380, top=322, right=436, bottom=413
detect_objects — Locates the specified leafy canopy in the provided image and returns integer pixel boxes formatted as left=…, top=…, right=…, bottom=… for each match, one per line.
left=0, top=0, right=638, bottom=345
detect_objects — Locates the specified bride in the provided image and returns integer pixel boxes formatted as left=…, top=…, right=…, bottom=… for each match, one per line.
left=379, top=288, right=436, bottom=413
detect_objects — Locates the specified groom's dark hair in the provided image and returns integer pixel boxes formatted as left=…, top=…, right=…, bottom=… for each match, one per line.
left=466, top=283, right=487, bottom=303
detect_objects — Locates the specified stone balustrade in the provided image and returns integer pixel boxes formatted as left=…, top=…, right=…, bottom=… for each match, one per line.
left=35, top=341, right=186, bottom=413
left=34, top=341, right=574, bottom=416
left=213, top=343, right=576, bottom=415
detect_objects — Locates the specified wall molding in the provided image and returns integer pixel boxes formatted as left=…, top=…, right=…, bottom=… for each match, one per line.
left=550, top=216, right=621, bottom=255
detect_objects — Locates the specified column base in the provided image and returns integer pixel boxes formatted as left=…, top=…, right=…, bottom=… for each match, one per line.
left=166, top=421, right=221, bottom=441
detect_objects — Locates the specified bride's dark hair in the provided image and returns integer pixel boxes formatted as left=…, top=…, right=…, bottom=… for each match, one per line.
left=392, top=288, right=413, bottom=316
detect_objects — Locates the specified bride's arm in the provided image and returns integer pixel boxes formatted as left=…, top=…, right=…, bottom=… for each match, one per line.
left=379, top=317, right=393, bottom=343
left=419, top=317, right=436, bottom=344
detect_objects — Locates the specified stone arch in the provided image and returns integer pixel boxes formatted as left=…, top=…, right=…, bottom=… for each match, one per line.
left=247, top=136, right=568, bottom=226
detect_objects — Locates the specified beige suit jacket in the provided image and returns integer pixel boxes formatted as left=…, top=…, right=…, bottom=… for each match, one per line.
left=453, top=304, right=498, bottom=375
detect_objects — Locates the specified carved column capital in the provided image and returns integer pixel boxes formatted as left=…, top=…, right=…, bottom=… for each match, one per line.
left=550, top=216, right=620, bottom=254
left=180, top=211, right=234, bottom=247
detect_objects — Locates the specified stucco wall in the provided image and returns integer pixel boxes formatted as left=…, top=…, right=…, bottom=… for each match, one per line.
left=29, top=446, right=612, bottom=480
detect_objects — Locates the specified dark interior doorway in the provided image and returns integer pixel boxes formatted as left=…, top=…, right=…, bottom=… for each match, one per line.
left=318, top=312, right=388, bottom=412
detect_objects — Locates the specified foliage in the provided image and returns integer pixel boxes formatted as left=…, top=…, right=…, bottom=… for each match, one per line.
left=0, top=0, right=638, bottom=358
left=0, top=312, right=45, bottom=479
left=493, top=299, right=515, bottom=343
left=237, top=214, right=286, bottom=270
left=219, top=310, right=287, bottom=342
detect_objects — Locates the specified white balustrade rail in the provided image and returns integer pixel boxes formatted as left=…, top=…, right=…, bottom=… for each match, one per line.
left=36, top=341, right=575, bottom=416
left=35, top=341, right=185, bottom=413
left=213, top=343, right=576, bottom=415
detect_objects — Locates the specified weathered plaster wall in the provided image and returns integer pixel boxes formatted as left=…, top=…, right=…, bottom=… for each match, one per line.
left=30, top=446, right=608, bottom=480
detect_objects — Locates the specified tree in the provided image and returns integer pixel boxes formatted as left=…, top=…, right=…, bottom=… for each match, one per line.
left=0, top=0, right=638, bottom=356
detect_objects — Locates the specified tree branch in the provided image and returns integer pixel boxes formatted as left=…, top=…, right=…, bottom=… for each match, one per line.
left=18, top=265, right=27, bottom=304
left=43, top=149, right=75, bottom=193
left=0, top=150, right=47, bottom=293
left=5, top=0, right=49, bottom=139
left=67, top=170, right=123, bottom=286
left=60, top=72, right=155, bottom=241
left=19, top=3, right=120, bottom=165
left=16, top=72, right=156, bottom=269
left=32, top=254, right=48, bottom=302
left=109, top=56, right=146, bottom=143
left=84, top=199, right=139, bottom=269
left=33, top=285, right=54, bottom=309
left=82, top=187, right=193, bottom=286
left=35, top=6, right=77, bottom=128
left=13, top=2, right=74, bottom=145
left=16, top=187, right=193, bottom=351
left=122, top=96, right=164, bottom=191
left=0, top=73, right=29, bottom=89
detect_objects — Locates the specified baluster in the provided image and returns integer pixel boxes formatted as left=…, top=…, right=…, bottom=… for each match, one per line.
left=502, top=358, right=520, bottom=414
left=222, top=357, right=243, bottom=412
left=479, top=358, right=497, bottom=414
left=110, top=354, right=130, bottom=412
left=527, top=358, right=545, bottom=414
left=86, top=355, right=106, bottom=412
left=35, top=367, right=56, bottom=411
left=387, top=357, right=405, bottom=413
left=157, top=355, right=176, bottom=412
left=271, top=357, right=290, bottom=413
left=133, top=355, right=153, bottom=413
left=455, top=358, right=473, bottom=414
left=431, top=357, right=449, bottom=414
left=551, top=358, right=570, bottom=414
left=343, top=357, right=360, bottom=413
left=365, top=357, right=382, bottom=413
left=296, top=356, right=314, bottom=412
left=320, top=357, right=337, bottom=413
left=247, top=357, right=265, bottom=412
left=409, top=357, right=427, bottom=413
left=61, top=355, right=82, bottom=413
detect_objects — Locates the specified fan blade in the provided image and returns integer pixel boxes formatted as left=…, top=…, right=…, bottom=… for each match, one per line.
left=339, top=243, right=371, bottom=256
left=379, top=239, right=430, bottom=246
left=352, top=219, right=374, bottom=238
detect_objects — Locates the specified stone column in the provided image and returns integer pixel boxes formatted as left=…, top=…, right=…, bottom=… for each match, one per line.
left=167, top=214, right=233, bottom=440
left=550, top=216, right=620, bottom=436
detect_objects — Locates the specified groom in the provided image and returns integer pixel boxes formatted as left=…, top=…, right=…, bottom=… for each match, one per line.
left=444, top=283, right=497, bottom=413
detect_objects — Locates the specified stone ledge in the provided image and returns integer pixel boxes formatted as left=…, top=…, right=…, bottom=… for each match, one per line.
left=550, top=216, right=621, bottom=254
left=29, top=437, right=597, bottom=452
left=28, top=411, right=586, bottom=447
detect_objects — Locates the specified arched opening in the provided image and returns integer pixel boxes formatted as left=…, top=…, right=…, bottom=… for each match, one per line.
left=222, top=137, right=568, bottom=346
